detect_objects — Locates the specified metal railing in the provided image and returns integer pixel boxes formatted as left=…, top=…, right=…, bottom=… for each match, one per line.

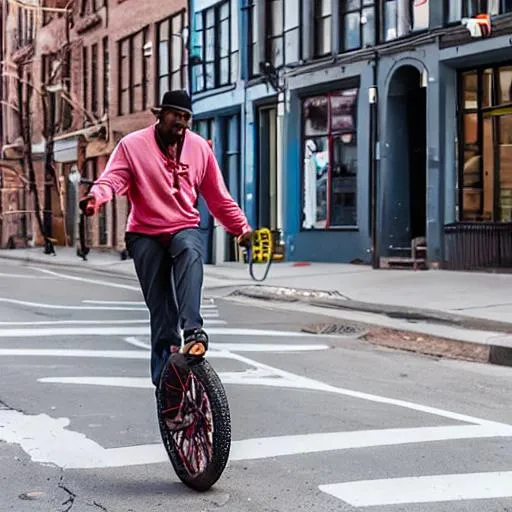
left=443, top=222, right=512, bottom=270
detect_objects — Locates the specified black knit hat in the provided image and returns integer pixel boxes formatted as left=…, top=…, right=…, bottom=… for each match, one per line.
left=153, top=90, right=192, bottom=115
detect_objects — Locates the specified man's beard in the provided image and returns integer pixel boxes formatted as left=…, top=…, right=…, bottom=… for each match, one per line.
left=158, top=123, right=185, bottom=146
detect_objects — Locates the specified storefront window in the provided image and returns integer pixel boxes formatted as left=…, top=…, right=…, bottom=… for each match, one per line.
left=499, top=115, right=512, bottom=220
left=302, top=88, right=358, bottom=229
left=447, top=0, right=512, bottom=23
left=458, top=64, right=512, bottom=222
left=499, top=66, right=512, bottom=104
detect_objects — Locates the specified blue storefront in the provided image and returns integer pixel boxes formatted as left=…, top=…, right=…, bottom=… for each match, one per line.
left=190, top=0, right=512, bottom=268
left=190, top=0, right=280, bottom=263
left=189, top=0, right=247, bottom=263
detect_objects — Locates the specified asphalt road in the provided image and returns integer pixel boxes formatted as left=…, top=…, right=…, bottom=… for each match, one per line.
left=0, top=259, right=511, bottom=512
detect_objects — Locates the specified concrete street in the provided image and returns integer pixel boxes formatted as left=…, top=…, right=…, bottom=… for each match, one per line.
left=0, top=258, right=512, bottom=511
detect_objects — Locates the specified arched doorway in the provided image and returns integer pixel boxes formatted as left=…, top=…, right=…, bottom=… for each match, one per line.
left=380, top=65, right=427, bottom=267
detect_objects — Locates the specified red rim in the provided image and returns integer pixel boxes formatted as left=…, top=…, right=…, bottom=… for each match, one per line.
left=161, top=360, right=214, bottom=477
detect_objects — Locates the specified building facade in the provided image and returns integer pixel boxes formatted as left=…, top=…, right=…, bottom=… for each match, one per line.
left=0, top=0, right=188, bottom=254
left=190, top=0, right=512, bottom=269
left=1, top=1, right=511, bottom=270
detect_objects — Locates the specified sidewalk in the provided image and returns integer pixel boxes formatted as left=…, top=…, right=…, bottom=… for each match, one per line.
left=1, top=247, right=512, bottom=366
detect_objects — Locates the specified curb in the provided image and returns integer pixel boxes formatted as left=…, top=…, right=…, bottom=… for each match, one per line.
left=360, top=327, right=509, bottom=367
left=230, top=285, right=512, bottom=334
left=231, top=286, right=512, bottom=368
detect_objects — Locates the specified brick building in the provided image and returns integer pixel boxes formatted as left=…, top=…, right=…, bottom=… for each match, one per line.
left=0, top=0, right=188, bottom=253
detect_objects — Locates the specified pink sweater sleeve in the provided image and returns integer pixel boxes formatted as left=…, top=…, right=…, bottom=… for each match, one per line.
left=90, top=142, right=131, bottom=206
left=199, top=149, right=251, bottom=237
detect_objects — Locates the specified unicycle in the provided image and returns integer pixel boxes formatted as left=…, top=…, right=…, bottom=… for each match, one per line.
left=156, top=345, right=231, bottom=491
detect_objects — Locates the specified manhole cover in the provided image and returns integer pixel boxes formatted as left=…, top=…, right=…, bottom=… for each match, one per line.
left=301, top=323, right=365, bottom=336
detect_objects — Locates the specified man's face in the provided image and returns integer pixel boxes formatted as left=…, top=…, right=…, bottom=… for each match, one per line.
left=159, top=108, right=191, bottom=140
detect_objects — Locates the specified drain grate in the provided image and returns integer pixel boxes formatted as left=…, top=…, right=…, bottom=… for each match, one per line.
left=301, top=323, right=366, bottom=336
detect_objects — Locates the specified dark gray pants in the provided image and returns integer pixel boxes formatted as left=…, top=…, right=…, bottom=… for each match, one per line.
left=125, top=228, right=204, bottom=386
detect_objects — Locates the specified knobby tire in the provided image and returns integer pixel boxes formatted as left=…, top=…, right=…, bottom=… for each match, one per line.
left=156, top=354, right=231, bottom=491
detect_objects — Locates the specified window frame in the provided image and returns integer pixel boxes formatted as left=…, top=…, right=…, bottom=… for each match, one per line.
left=248, top=0, right=259, bottom=77
left=301, top=85, right=360, bottom=231
left=382, top=0, right=398, bottom=41
left=263, top=0, right=303, bottom=69
left=117, top=27, right=150, bottom=116
left=313, top=0, right=332, bottom=58
left=445, top=0, right=512, bottom=24
left=339, top=0, right=377, bottom=52
left=102, top=37, right=109, bottom=115
left=337, top=0, right=432, bottom=51
left=193, top=0, right=233, bottom=93
left=83, top=46, right=89, bottom=117
left=156, top=9, right=187, bottom=101
left=16, top=8, right=34, bottom=48
left=457, top=63, right=512, bottom=222
left=118, top=38, right=129, bottom=116
left=80, top=0, right=105, bottom=16
left=91, top=43, right=98, bottom=115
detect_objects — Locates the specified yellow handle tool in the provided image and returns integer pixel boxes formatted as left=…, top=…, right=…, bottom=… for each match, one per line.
left=248, top=228, right=273, bottom=281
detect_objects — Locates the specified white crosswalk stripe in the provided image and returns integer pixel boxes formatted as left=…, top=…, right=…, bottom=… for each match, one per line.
left=319, top=471, right=512, bottom=507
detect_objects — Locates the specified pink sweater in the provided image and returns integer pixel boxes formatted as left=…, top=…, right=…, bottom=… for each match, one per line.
left=90, top=125, right=251, bottom=237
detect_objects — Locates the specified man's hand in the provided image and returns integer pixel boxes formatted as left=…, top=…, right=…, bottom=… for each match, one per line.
left=79, top=195, right=97, bottom=217
left=237, top=230, right=253, bottom=248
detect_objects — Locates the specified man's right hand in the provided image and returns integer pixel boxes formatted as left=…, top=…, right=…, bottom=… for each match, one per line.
left=237, top=230, right=253, bottom=248
left=79, top=195, right=96, bottom=217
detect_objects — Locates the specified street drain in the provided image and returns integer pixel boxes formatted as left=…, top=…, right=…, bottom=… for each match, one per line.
left=301, top=323, right=366, bottom=336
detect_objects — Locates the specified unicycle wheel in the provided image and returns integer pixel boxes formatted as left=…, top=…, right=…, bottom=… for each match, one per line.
left=156, top=353, right=231, bottom=491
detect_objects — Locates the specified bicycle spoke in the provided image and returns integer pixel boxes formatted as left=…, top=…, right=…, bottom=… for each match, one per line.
left=162, top=365, right=214, bottom=476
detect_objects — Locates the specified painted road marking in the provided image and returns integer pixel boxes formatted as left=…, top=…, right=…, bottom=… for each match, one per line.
left=1, top=343, right=509, bottom=429
left=1, top=406, right=510, bottom=470
left=229, top=426, right=512, bottom=459
left=0, top=298, right=146, bottom=311
left=0, top=326, right=322, bottom=337
left=319, top=472, right=512, bottom=506
left=0, top=298, right=221, bottom=316
left=31, top=267, right=141, bottom=291
left=82, top=300, right=217, bottom=309
left=123, top=336, right=330, bottom=352
left=0, top=319, right=151, bottom=326
left=82, top=300, right=146, bottom=306
left=0, top=273, right=54, bottom=279
left=0, top=343, right=508, bottom=429
left=225, top=351, right=512, bottom=429
left=123, top=336, right=151, bottom=349
left=0, top=343, right=330, bottom=360
left=0, top=349, right=150, bottom=359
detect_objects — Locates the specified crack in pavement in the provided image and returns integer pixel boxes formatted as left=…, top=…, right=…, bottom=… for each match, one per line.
left=452, top=302, right=512, bottom=311
left=92, top=501, right=108, bottom=511
left=58, top=475, right=76, bottom=512
left=0, top=398, right=24, bottom=413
